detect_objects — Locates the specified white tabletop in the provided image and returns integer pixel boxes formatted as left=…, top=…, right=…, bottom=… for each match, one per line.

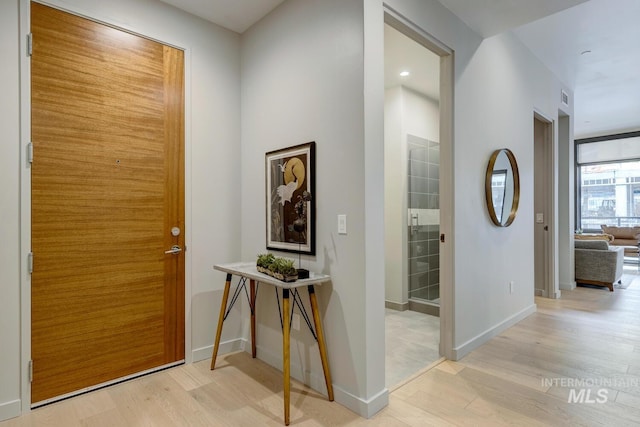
left=214, top=262, right=330, bottom=289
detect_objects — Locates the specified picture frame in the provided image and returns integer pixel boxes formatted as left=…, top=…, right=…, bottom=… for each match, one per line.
left=266, top=142, right=315, bottom=255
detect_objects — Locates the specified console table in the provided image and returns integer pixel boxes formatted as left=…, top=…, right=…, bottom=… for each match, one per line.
left=211, top=262, right=334, bottom=425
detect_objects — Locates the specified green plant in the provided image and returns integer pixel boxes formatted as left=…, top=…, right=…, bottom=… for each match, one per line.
left=278, top=258, right=297, bottom=276
left=266, top=256, right=297, bottom=276
left=268, top=257, right=283, bottom=273
left=256, top=253, right=275, bottom=269
left=257, top=254, right=297, bottom=279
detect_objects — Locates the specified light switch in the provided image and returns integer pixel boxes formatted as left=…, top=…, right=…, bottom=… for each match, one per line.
left=338, top=214, right=347, bottom=235
left=536, top=213, right=544, bottom=224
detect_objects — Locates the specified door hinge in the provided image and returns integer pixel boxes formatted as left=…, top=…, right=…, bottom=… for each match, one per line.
left=28, top=360, right=33, bottom=382
left=27, top=33, right=33, bottom=57
left=27, top=142, right=34, bottom=164
left=27, top=252, right=33, bottom=274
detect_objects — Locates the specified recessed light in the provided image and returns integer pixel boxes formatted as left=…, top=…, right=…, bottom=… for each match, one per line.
left=400, top=71, right=410, bottom=77
left=580, top=50, right=592, bottom=55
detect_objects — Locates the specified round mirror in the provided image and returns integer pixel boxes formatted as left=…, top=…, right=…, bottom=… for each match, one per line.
left=485, top=148, right=520, bottom=227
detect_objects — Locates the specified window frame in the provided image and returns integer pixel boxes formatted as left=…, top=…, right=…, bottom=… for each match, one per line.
left=575, top=130, right=640, bottom=233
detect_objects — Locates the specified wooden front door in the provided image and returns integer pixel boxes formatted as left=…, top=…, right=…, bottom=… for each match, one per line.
left=30, top=2, right=185, bottom=404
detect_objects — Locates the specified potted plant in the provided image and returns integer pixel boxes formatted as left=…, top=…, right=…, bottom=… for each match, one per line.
left=271, top=258, right=298, bottom=282
left=256, top=253, right=275, bottom=274
left=257, top=254, right=298, bottom=282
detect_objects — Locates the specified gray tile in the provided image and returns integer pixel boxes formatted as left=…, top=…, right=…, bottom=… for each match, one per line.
left=385, top=308, right=440, bottom=388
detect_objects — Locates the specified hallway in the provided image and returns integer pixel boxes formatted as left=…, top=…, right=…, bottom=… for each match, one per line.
left=3, top=268, right=640, bottom=425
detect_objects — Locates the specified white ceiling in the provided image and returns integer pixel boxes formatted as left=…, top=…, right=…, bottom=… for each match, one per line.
left=512, top=0, right=640, bottom=138
left=436, top=0, right=590, bottom=38
left=160, top=0, right=640, bottom=139
left=159, top=0, right=284, bottom=33
left=384, top=24, right=440, bottom=100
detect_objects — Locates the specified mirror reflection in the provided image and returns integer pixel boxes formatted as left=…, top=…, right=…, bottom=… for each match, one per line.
left=485, top=149, right=519, bottom=227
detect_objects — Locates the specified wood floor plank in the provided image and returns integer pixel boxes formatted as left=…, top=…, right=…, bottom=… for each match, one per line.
left=3, top=269, right=640, bottom=426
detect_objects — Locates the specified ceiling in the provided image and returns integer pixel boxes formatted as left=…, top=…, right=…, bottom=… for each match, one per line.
left=511, top=0, right=640, bottom=138
left=160, top=0, right=640, bottom=139
left=384, top=24, right=440, bottom=100
left=159, top=0, right=284, bottom=33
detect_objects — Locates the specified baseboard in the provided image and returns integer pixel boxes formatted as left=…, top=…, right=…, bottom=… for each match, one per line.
left=254, top=343, right=330, bottom=396
left=253, top=343, right=388, bottom=418
left=560, top=280, right=576, bottom=291
left=385, top=300, right=408, bottom=311
left=408, top=299, right=439, bottom=316
left=451, top=303, right=537, bottom=360
left=191, top=338, right=246, bottom=363
left=0, top=399, right=21, bottom=422
left=534, top=289, right=547, bottom=297
left=332, top=385, right=389, bottom=418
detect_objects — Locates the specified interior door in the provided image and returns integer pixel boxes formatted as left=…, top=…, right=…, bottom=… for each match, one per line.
left=30, top=2, right=185, bottom=404
left=534, top=116, right=553, bottom=297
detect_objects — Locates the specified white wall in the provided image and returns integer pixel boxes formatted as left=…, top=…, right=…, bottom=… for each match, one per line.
left=384, top=87, right=405, bottom=306
left=1, top=0, right=577, bottom=421
left=240, top=0, right=387, bottom=416
left=384, top=86, right=439, bottom=306
left=2, top=0, right=242, bottom=419
left=0, top=0, right=22, bottom=420
left=402, top=88, right=440, bottom=142
left=380, top=0, right=573, bottom=357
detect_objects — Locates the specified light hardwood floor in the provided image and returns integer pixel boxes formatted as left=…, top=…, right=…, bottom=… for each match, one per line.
left=3, top=267, right=640, bottom=426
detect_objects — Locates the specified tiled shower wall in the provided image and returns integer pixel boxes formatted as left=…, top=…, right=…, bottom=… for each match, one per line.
left=407, top=134, right=440, bottom=303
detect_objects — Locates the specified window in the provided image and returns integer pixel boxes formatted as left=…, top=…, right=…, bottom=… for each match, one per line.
left=576, top=132, right=640, bottom=232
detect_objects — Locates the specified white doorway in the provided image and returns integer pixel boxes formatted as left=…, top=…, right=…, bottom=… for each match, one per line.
left=383, top=11, right=453, bottom=388
left=534, top=114, right=556, bottom=298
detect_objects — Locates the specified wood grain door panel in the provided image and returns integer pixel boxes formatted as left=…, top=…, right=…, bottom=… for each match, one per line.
left=31, top=2, right=184, bottom=404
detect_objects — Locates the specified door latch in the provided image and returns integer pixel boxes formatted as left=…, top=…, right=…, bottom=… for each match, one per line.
left=164, top=245, right=182, bottom=255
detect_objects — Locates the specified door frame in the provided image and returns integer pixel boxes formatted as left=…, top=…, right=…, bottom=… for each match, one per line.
left=19, top=0, right=193, bottom=410
left=533, top=111, right=559, bottom=299
left=383, top=6, right=455, bottom=360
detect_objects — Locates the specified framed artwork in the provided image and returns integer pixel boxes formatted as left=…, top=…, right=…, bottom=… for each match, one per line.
left=266, top=141, right=315, bottom=255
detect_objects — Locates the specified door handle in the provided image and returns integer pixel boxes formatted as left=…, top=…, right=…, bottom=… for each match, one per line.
left=164, top=245, right=182, bottom=255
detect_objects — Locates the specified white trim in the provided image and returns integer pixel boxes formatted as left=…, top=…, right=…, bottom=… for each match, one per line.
left=534, top=110, right=558, bottom=301
left=201, top=340, right=390, bottom=419
left=0, top=400, right=21, bottom=422
left=560, top=281, right=576, bottom=291
left=19, top=0, right=32, bottom=412
left=333, top=385, right=389, bottom=419
left=199, top=340, right=388, bottom=416
left=183, top=46, right=194, bottom=365
left=19, top=0, right=194, bottom=411
left=253, top=342, right=332, bottom=397
left=452, top=304, right=536, bottom=360
left=383, top=3, right=452, bottom=55
left=191, top=338, right=245, bottom=363
left=382, top=4, right=456, bottom=361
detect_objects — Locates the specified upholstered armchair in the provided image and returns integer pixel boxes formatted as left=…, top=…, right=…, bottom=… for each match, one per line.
left=575, top=239, right=624, bottom=292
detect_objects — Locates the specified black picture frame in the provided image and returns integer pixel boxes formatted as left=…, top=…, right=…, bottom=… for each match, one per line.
left=265, top=142, right=315, bottom=255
